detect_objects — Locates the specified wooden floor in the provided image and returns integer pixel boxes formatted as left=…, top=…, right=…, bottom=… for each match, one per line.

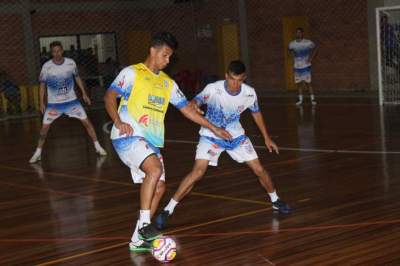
left=1, top=98, right=400, bottom=265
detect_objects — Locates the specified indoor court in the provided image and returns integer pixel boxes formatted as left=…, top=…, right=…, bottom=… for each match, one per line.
left=1, top=0, right=400, bottom=265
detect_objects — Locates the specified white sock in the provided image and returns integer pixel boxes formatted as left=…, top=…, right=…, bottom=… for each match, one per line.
left=268, top=191, right=279, bottom=202
left=138, top=209, right=151, bottom=228
left=94, top=141, right=102, bottom=150
left=311, top=94, right=315, bottom=101
left=131, top=221, right=141, bottom=243
left=298, top=95, right=303, bottom=101
left=34, top=148, right=42, bottom=155
left=164, top=198, right=179, bottom=214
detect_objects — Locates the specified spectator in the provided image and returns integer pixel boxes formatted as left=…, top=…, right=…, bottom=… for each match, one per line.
left=0, top=71, right=21, bottom=114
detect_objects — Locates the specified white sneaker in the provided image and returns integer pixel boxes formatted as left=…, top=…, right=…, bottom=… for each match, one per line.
left=29, top=152, right=41, bottom=163
left=296, top=100, right=303, bottom=106
left=311, top=100, right=317, bottom=105
left=96, top=146, right=107, bottom=156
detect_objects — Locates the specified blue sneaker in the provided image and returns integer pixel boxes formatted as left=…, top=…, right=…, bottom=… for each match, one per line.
left=272, top=199, right=291, bottom=214
left=155, top=210, right=170, bottom=230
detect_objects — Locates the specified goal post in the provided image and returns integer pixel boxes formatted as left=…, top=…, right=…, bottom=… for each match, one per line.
left=376, top=5, right=400, bottom=105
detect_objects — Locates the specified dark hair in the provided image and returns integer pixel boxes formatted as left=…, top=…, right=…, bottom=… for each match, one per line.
left=227, top=60, right=246, bottom=75
left=296, top=27, right=304, bottom=33
left=50, top=41, right=63, bottom=49
left=150, top=32, right=178, bottom=50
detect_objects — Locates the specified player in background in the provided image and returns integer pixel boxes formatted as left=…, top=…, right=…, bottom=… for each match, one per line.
left=156, top=60, right=291, bottom=230
left=103, top=32, right=231, bottom=252
left=288, top=27, right=318, bottom=105
left=29, top=41, right=107, bottom=163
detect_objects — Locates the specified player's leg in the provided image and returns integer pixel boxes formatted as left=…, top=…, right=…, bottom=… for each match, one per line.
left=136, top=154, right=164, bottom=241
left=79, top=118, right=107, bottom=155
left=29, top=106, right=61, bottom=163
left=155, top=159, right=209, bottom=230
left=246, top=159, right=291, bottom=214
left=295, top=78, right=303, bottom=105
left=67, top=100, right=107, bottom=156
left=305, top=82, right=316, bottom=105
left=29, top=123, right=51, bottom=163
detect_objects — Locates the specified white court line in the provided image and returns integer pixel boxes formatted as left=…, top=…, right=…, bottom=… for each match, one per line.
left=102, top=121, right=400, bottom=155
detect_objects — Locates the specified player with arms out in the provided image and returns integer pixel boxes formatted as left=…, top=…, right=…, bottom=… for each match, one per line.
left=156, top=60, right=291, bottom=230
left=103, top=32, right=231, bottom=252
left=29, top=41, right=107, bottom=163
left=288, top=27, right=318, bottom=105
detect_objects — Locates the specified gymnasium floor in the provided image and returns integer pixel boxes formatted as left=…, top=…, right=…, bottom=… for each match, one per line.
left=1, top=98, right=400, bottom=265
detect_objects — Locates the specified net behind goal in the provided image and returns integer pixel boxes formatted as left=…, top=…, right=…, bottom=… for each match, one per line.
left=377, top=5, right=400, bottom=105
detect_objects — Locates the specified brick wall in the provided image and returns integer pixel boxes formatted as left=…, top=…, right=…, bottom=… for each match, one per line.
left=0, top=0, right=369, bottom=91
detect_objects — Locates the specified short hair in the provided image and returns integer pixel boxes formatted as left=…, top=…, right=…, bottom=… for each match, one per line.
left=150, top=32, right=178, bottom=50
left=50, top=41, right=63, bottom=49
left=296, top=27, right=304, bottom=33
left=227, top=60, right=246, bottom=75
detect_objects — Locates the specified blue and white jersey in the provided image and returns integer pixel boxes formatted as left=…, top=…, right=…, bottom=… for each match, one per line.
left=288, top=39, right=316, bottom=70
left=39, top=58, right=78, bottom=104
left=195, top=80, right=260, bottom=139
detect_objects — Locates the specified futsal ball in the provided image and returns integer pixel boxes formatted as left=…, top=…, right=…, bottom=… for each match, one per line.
left=152, top=236, right=177, bottom=263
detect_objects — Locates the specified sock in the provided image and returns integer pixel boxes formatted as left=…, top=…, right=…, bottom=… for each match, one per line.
left=298, top=94, right=303, bottom=102
left=268, top=191, right=279, bottom=202
left=164, top=198, right=179, bottom=214
left=138, top=209, right=151, bottom=228
left=34, top=148, right=42, bottom=156
left=311, top=94, right=315, bottom=101
left=94, top=141, right=102, bottom=150
left=131, top=221, right=141, bottom=243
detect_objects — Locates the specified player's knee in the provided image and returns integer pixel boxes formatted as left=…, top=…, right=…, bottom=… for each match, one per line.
left=192, top=167, right=206, bottom=180
left=253, top=166, right=267, bottom=177
left=147, top=166, right=163, bottom=182
left=155, top=181, right=166, bottom=196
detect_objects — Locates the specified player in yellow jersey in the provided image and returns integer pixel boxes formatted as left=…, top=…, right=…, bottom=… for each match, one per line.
left=104, top=32, right=231, bottom=252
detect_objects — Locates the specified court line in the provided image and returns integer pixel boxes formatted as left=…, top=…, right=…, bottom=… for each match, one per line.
left=164, top=139, right=400, bottom=155
left=35, top=207, right=271, bottom=266
left=0, top=180, right=91, bottom=199
left=173, top=218, right=400, bottom=237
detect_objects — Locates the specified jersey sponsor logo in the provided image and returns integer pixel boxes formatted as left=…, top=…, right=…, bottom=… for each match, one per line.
left=207, top=149, right=217, bottom=157
left=118, top=77, right=125, bottom=89
left=148, top=95, right=166, bottom=108
left=48, top=109, right=58, bottom=116
left=237, top=105, right=245, bottom=112
left=246, top=94, right=254, bottom=98
left=138, top=114, right=149, bottom=127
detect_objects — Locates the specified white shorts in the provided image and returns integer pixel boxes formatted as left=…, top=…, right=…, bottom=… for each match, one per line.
left=43, top=99, right=87, bottom=124
left=112, top=136, right=165, bottom=184
left=294, top=67, right=312, bottom=84
left=195, top=136, right=258, bottom=166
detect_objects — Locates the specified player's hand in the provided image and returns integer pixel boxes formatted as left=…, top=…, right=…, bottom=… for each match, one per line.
left=265, top=138, right=279, bottom=154
left=39, top=102, right=45, bottom=114
left=189, top=100, right=204, bottom=115
left=115, top=121, right=134, bottom=136
left=212, top=127, right=232, bottom=140
left=83, top=94, right=92, bottom=105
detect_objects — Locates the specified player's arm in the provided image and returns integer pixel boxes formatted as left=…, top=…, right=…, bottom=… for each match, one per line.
left=251, top=111, right=279, bottom=154
left=179, top=105, right=231, bottom=140
left=75, top=76, right=91, bottom=105
left=39, top=82, right=46, bottom=114
left=104, top=89, right=133, bottom=136
left=308, top=43, right=318, bottom=64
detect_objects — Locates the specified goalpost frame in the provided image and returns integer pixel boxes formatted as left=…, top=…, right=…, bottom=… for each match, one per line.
left=376, top=5, right=400, bottom=105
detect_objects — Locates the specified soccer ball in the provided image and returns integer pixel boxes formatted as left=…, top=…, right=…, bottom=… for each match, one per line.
left=152, top=236, right=177, bottom=262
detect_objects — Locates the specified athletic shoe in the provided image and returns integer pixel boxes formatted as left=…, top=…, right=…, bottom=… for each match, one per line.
left=272, top=199, right=291, bottom=214
left=129, top=240, right=152, bottom=253
left=96, top=146, right=107, bottom=156
left=311, top=100, right=317, bottom=105
left=29, top=152, right=41, bottom=164
left=155, top=210, right=170, bottom=230
left=295, top=100, right=303, bottom=106
left=138, top=223, right=162, bottom=241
